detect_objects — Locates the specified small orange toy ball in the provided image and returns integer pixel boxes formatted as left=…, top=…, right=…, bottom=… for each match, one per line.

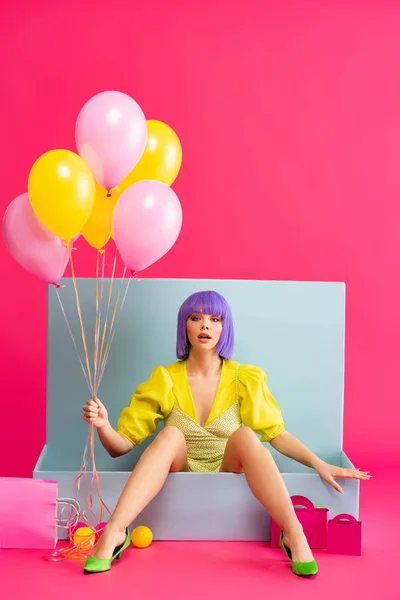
left=131, top=526, right=153, bottom=548
left=73, top=526, right=96, bottom=550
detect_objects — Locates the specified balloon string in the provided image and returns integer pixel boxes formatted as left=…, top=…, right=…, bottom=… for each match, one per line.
left=93, top=252, right=100, bottom=393
left=90, top=424, right=110, bottom=521
left=74, top=425, right=110, bottom=533
left=98, top=272, right=132, bottom=386
left=47, top=232, right=128, bottom=563
left=75, top=429, right=109, bottom=526
left=46, top=424, right=111, bottom=563
left=93, top=190, right=112, bottom=395
left=69, top=246, right=93, bottom=393
left=54, top=288, right=91, bottom=392
left=97, top=269, right=129, bottom=383
left=94, top=235, right=107, bottom=392
left=97, top=246, right=119, bottom=385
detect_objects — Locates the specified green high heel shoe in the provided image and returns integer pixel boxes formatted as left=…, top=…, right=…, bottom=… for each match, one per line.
left=84, top=528, right=131, bottom=574
left=279, top=531, right=318, bottom=577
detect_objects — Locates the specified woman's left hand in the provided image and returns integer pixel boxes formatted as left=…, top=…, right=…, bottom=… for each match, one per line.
left=316, top=462, right=372, bottom=494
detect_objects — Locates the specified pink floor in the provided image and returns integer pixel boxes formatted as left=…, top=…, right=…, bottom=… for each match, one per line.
left=1, top=474, right=399, bottom=600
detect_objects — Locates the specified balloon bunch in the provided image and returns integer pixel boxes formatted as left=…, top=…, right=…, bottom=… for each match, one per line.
left=2, top=91, right=183, bottom=561
left=3, top=90, right=183, bottom=281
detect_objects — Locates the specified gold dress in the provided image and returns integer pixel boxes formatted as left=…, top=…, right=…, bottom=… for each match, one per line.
left=117, top=359, right=285, bottom=472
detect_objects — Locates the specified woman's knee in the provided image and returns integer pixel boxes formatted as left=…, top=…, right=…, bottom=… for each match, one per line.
left=157, top=426, right=188, bottom=472
left=155, top=425, right=186, bottom=448
left=228, top=426, right=261, bottom=448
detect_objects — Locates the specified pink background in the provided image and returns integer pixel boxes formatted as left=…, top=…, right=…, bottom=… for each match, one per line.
left=1, top=0, right=399, bottom=477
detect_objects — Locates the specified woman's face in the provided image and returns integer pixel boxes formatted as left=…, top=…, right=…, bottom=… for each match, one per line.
left=186, top=313, right=223, bottom=355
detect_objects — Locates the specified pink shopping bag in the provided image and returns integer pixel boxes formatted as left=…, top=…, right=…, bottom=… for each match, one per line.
left=0, top=477, right=58, bottom=549
left=327, top=513, right=362, bottom=556
left=270, top=495, right=329, bottom=549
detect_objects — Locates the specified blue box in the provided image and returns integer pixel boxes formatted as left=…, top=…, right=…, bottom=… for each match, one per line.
left=34, top=278, right=359, bottom=540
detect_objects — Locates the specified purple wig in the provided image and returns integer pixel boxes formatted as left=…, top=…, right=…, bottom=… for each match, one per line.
left=176, top=290, right=234, bottom=360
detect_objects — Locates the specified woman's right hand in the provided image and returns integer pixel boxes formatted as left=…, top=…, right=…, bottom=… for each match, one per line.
left=82, top=397, right=109, bottom=429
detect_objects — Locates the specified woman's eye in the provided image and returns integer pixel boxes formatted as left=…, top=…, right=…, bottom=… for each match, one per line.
left=212, top=317, right=220, bottom=322
left=191, top=316, right=200, bottom=321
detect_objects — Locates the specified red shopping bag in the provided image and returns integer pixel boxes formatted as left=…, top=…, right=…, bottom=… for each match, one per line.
left=270, top=495, right=329, bottom=549
left=0, top=477, right=58, bottom=549
left=327, top=513, right=362, bottom=556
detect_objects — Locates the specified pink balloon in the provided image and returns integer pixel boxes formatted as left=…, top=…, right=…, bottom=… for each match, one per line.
left=2, top=193, right=70, bottom=285
left=113, top=180, right=183, bottom=272
left=75, top=91, right=147, bottom=190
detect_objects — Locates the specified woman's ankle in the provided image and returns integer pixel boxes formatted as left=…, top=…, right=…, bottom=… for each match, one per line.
left=282, top=521, right=303, bottom=540
left=104, top=518, right=126, bottom=535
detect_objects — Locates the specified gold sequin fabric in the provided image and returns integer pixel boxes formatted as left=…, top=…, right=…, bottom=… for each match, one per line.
left=164, top=400, right=242, bottom=472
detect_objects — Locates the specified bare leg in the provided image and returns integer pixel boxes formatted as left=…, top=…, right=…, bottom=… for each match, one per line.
left=220, top=427, right=314, bottom=563
left=90, top=426, right=187, bottom=559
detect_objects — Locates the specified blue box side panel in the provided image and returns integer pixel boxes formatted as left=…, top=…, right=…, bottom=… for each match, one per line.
left=34, top=447, right=359, bottom=541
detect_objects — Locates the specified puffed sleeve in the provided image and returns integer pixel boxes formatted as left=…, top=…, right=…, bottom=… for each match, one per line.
left=117, top=366, right=174, bottom=445
left=239, top=365, right=285, bottom=442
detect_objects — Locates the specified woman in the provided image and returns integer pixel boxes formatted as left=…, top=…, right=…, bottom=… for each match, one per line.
left=82, top=290, right=370, bottom=576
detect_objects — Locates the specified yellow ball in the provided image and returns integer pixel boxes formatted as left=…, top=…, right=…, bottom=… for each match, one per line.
left=131, top=526, right=153, bottom=548
left=73, top=526, right=96, bottom=550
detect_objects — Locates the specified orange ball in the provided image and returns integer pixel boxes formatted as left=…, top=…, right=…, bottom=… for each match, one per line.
left=131, top=526, right=153, bottom=548
left=73, top=526, right=96, bottom=550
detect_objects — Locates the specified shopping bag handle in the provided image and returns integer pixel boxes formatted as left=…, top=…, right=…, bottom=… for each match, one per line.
left=290, top=495, right=315, bottom=511
left=330, top=513, right=359, bottom=526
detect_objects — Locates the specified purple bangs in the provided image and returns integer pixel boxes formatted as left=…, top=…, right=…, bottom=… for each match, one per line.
left=176, top=290, right=234, bottom=360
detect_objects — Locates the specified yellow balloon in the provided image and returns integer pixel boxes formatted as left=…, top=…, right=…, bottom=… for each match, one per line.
left=73, top=526, right=96, bottom=550
left=119, top=120, right=182, bottom=192
left=28, top=149, right=95, bottom=241
left=81, top=184, right=121, bottom=250
left=131, top=526, right=153, bottom=548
